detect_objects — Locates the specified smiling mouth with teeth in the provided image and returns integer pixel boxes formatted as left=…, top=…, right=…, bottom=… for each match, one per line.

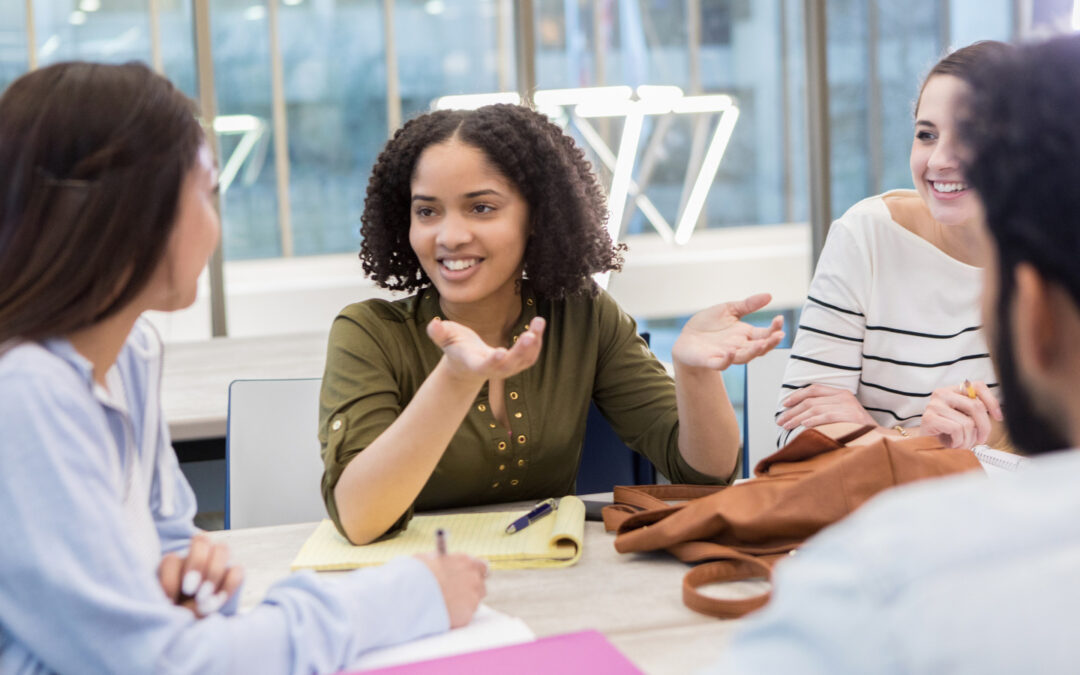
left=441, top=258, right=480, bottom=271
left=931, top=181, right=968, bottom=193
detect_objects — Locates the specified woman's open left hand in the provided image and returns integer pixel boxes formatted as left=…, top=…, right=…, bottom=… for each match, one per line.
left=671, top=293, right=784, bottom=371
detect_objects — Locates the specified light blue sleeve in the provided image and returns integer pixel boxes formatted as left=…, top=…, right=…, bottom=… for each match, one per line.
left=706, top=514, right=900, bottom=675
left=0, top=371, right=448, bottom=675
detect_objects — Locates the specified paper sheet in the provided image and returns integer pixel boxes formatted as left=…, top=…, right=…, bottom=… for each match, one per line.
left=352, top=604, right=535, bottom=671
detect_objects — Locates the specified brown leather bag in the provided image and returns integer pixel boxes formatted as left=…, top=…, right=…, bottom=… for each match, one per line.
left=602, top=426, right=982, bottom=618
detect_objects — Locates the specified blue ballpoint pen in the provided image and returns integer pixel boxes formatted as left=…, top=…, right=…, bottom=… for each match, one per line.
left=505, top=498, right=557, bottom=534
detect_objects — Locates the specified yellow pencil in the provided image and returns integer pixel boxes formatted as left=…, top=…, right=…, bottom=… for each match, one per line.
left=964, top=380, right=977, bottom=399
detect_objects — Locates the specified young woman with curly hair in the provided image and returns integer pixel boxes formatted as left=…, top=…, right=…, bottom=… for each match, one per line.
left=320, top=104, right=784, bottom=545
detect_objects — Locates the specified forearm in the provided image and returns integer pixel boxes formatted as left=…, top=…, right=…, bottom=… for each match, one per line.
left=674, top=361, right=741, bottom=479
left=333, top=358, right=484, bottom=544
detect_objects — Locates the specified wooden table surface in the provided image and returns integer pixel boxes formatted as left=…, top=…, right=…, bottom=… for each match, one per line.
left=212, top=509, right=765, bottom=674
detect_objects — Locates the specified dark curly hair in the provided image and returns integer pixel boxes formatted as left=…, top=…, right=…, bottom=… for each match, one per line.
left=360, top=104, right=625, bottom=299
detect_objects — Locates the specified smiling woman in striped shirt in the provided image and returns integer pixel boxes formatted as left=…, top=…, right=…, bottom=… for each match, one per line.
left=775, top=41, right=1012, bottom=451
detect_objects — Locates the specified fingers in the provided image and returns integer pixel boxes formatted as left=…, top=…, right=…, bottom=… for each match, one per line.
left=158, top=553, right=184, bottom=603
left=490, top=317, right=546, bottom=376
left=972, top=381, right=1003, bottom=421
left=781, top=383, right=843, bottom=408
left=180, top=534, right=210, bottom=600
left=728, top=293, right=773, bottom=319
left=923, top=402, right=975, bottom=449
left=925, top=387, right=993, bottom=448
left=418, top=553, right=489, bottom=629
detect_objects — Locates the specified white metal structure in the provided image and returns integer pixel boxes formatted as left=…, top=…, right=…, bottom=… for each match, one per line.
left=743, top=347, right=791, bottom=478
left=225, top=378, right=326, bottom=529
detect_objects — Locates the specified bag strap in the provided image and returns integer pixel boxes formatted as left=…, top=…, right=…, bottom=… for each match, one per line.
left=602, top=484, right=724, bottom=531
left=680, top=546, right=777, bottom=619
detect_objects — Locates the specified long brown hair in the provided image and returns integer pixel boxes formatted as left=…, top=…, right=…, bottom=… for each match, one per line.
left=916, top=40, right=1013, bottom=112
left=0, top=62, right=203, bottom=343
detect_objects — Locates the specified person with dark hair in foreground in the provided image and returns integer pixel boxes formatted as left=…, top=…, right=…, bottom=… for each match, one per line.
left=0, top=62, right=486, bottom=674
left=319, top=104, right=785, bottom=545
left=713, top=34, right=1080, bottom=673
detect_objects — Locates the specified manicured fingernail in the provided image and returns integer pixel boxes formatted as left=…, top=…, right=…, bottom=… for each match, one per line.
left=196, top=591, right=227, bottom=616
left=182, top=570, right=202, bottom=597
left=196, top=580, right=215, bottom=603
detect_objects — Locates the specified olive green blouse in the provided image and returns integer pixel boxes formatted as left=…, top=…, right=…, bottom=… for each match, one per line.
left=319, top=283, right=734, bottom=538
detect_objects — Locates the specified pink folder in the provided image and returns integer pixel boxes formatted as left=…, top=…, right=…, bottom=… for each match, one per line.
left=347, top=629, right=643, bottom=674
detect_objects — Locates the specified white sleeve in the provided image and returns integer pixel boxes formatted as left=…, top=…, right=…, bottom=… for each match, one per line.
left=775, top=218, right=872, bottom=447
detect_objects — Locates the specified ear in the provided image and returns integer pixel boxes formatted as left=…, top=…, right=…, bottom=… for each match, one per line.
left=1010, top=263, right=1068, bottom=379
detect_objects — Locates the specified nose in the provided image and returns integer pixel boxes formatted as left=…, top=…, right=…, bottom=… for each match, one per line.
left=435, top=212, right=473, bottom=249
left=928, top=133, right=960, bottom=173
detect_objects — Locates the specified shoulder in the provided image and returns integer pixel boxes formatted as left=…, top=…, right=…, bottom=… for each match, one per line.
left=0, top=343, right=104, bottom=460
left=801, top=454, right=1078, bottom=593
left=337, top=295, right=419, bottom=326
left=827, top=193, right=901, bottom=244
left=0, top=341, right=86, bottom=402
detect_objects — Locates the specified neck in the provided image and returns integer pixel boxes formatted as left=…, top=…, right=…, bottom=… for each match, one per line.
left=66, top=308, right=142, bottom=387
left=440, top=286, right=522, bottom=347
left=934, top=218, right=987, bottom=267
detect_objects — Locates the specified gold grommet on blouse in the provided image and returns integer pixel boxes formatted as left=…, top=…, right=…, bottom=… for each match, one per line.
left=514, top=412, right=522, bottom=419
left=489, top=423, right=497, bottom=429
left=517, top=434, right=526, bottom=444
left=477, top=403, right=487, bottom=412
left=526, top=298, right=534, bottom=306
left=498, top=441, right=507, bottom=450
left=512, top=335, right=518, bottom=343
left=510, top=479, right=519, bottom=486
left=331, top=419, right=342, bottom=431
left=499, top=464, right=506, bottom=471
left=492, top=481, right=500, bottom=489
left=509, top=392, right=519, bottom=400
left=517, top=459, right=526, bottom=467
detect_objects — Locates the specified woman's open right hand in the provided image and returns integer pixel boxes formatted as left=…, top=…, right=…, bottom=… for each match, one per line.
left=427, top=316, right=545, bottom=383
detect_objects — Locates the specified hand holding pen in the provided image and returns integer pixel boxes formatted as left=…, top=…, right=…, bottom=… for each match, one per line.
left=920, top=379, right=1004, bottom=449
left=418, top=528, right=488, bottom=628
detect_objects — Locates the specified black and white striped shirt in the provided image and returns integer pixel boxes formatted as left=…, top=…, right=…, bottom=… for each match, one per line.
left=776, top=192, right=997, bottom=447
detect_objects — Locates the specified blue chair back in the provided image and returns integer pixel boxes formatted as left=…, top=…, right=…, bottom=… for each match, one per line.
left=575, top=333, right=657, bottom=493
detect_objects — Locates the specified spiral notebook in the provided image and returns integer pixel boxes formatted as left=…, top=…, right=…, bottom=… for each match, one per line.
left=972, top=445, right=1028, bottom=476
left=291, top=496, right=585, bottom=571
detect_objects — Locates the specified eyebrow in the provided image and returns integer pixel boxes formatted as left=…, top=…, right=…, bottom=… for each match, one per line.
left=410, top=189, right=503, bottom=203
left=914, top=120, right=936, bottom=128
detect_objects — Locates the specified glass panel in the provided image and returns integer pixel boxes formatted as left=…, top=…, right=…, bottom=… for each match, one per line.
left=0, top=2, right=29, bottom=91
left=396, top=0, right=503, bottom=120
left=33, top=0, right=151, bottom=67
left=210, top=0, right=281, bottom=260
left=278, top=0, right=388, bottom=256
left=158, top=0, right=197, bottom=99
left=535, top=0, right=807, bottom=235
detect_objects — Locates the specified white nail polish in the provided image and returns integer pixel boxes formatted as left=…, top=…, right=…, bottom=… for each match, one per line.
left=196, top=580, right=215, bottom=603
left=197, top=591, right=228, bottom=616
left=181, top=570, right=201, bottom=597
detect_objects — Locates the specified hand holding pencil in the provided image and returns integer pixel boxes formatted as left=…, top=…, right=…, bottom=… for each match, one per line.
left=919, top=379, right=1004, bottom=449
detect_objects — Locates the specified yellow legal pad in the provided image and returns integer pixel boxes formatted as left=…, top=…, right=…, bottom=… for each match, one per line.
left=290, top=495, right=585, bottom=571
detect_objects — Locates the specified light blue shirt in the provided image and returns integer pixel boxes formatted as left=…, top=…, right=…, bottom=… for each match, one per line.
left=0, top=320, right=449, bottom=675
left=712, top=449, right=1080, bottom=674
